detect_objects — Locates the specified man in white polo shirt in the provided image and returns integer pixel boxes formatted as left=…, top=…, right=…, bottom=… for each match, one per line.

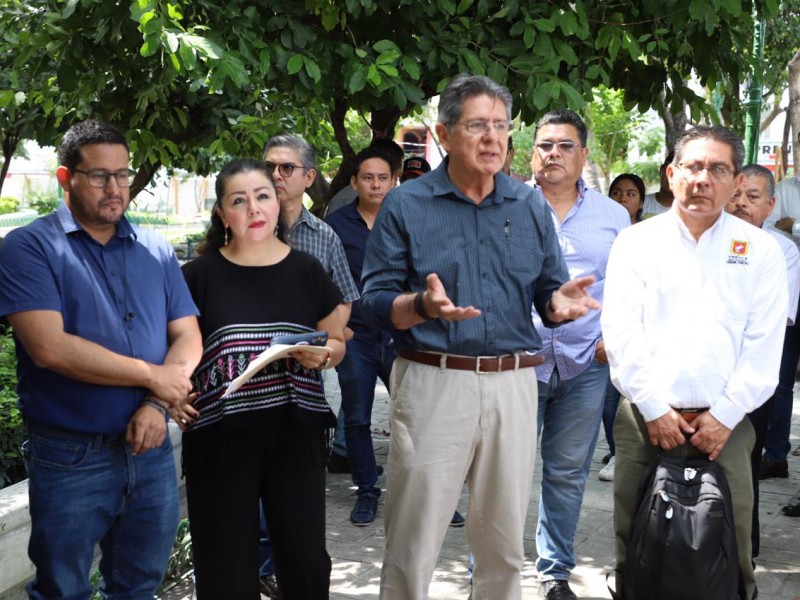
left=603, top=125, right=788, bottom=600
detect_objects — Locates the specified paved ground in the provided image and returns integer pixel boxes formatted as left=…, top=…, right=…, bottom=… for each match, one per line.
left=161, top=383, right=800, bottom=600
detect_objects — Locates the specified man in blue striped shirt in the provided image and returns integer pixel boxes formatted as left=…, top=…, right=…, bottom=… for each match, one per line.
left=361, top=74, right=601, bottom=600
left=530, top=110, right=630, bottom=600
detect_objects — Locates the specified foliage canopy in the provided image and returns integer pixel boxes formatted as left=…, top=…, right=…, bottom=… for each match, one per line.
left=0, top=0, right=781, bottom=197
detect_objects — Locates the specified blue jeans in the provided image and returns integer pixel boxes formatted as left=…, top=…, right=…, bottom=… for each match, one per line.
left=23, top=431, right=179, bottom=600
left=330, top=408, right=347, bottom=458
left=326, top=367, right=348, bottom=458
left=536, top=360, right=609, bottom=580
left=764, top=322, right=800, bottom=462
left=601, top=376, right=621, bottom=455
left=336, top=334, right=395, bottom=497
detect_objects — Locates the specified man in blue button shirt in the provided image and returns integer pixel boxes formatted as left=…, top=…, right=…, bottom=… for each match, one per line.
left=0, top=120, right=202, bottom=600
left=530, top=110, right=630, bottom=600
left=361, top=74, right=600, bottom=600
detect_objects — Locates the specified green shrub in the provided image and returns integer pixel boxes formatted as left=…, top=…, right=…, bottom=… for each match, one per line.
left=0, top=330, right=25, bottom=489
left=29, top=191, right=60, bottom=215
left=127, top=211, right=170, bottom=226
left=0, top=196, right=20, bottom=215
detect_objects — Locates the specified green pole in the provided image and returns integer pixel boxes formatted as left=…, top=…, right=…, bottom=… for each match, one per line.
left=743, top=11, right=765, bottom=165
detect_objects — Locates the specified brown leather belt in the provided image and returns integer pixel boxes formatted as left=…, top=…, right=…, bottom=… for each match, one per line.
left=400, top=350, right=544, bottom=373
left=677, top=408, right=709, bottom=423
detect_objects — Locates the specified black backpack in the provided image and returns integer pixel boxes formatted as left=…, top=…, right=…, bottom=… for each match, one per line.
left=622, top=454, right=744, bottom=600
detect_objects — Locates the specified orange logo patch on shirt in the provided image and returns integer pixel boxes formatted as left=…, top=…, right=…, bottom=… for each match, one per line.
left=730, top=240, right=749, bottom=255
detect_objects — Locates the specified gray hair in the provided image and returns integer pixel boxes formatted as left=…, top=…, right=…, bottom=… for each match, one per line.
left=263, top=133, right=316, bottom=170
left=740, top=164, right=775, bottom=198
left=437, top=73, right=513, bottom=130
left=672, top=125, right=745, bottom=175
left=534, top=110, right=588, bottom=147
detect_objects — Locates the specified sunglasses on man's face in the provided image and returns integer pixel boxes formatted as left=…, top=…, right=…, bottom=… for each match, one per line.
left=264, top=161, right=309, bottom=178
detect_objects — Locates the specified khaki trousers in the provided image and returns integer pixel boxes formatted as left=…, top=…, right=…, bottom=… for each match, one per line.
left=613, top=398, right=757, bottom=600
left=379, top=357, right=539, bottom=600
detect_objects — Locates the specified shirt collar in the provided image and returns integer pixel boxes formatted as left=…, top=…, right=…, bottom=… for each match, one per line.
left=294, top=205, right=320, bottom=231
left=57, top=203, right=136, bottom=242
left=668, top=205, right=726, bottom=242
left=342, top=200, right=366, bottom=224
left=429, top=157, right=516, bottom=206
left=534, top=177, right=587, bottom=203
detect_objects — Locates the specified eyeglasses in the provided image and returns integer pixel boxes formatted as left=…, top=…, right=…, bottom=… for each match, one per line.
left=264, top=161, right=309, bottom=178
left=535, top=141, right=583, bottom=155
left=459, top=120, right=512, bottom=136
left=677, top=163, right=733, bottom=181
left=73, top=168, right=136, bottom=188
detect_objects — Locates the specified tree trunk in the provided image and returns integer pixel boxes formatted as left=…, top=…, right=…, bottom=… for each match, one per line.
left=369, top=106, right=401, bottom=141
left=781, top=109, right=791, bottom=178
left=324, top=103, right=402, bottom=208
left=0, top=132, right=21, bottom=198
left=787, top=48, right=800, bottom=174
left=325, top=98, right=356, bottom=204
left=660, top=91, right=689, bottom=153
left=720, top=77, right=741, bottom=129
left=129, top=161, right=161, bottom=204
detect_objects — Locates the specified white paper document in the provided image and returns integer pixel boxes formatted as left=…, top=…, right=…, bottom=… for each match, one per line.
left=221, top=344, right=331, bottom=397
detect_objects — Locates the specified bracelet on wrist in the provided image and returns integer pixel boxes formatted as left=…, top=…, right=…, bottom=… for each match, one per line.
left=414, top=292, right=435, bottom=321
left=142, top=397, right=169, bottom=419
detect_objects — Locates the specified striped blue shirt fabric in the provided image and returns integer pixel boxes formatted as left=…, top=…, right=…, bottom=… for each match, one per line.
left=361, top=159, right=569, bottom=356
left=284, top=206, right=360, bottom=303
left=532, top=179, right=630, bottom=382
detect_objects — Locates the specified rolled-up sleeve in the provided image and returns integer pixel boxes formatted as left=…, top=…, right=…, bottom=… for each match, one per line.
left=361, top=195, right=407, bottom=331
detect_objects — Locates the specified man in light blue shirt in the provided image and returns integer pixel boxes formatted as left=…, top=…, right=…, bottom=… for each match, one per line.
left=530, top=110, right=630, bottom=600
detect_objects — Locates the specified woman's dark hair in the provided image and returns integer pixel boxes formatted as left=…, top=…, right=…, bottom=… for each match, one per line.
left=608, top=173, right=646, bottom=202
left=197, top=158, right=285, bottom=254
left=609, top=173, right=646, bottom=222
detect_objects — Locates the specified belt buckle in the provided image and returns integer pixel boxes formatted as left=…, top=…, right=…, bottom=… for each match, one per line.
left=475, top=355, right=500, bottom=374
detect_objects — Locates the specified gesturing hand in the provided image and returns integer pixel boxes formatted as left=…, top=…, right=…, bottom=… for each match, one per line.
left=548, top=276, right=600, bottom=322
left=422, top=273, right=481, bottom=322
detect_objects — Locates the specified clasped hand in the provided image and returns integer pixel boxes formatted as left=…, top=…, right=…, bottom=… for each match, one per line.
left=646, top=409, right=731, bottom=461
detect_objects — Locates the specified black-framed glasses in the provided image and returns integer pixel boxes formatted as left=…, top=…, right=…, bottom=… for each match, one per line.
left=677, top=162, right=733, bottom=181
left=535, top=141, right=583, bottom=155
left=459, top=119, right=512, bottom=136
left=264, top=161, right=309, bottom=178
left=73, top=168, right=136, bottom=188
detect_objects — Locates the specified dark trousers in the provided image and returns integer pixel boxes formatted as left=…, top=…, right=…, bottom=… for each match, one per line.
left=748, top=399, right=772, bottom=558
left=764, top=322, right=800, bottom=462
left=184, top=415, right=330, bottom=600
left=337, top=334, right=395, bottom=498
left=602, top=375, right=621, bottom=455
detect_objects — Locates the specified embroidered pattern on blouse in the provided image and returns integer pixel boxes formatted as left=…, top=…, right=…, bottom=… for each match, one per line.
left=190, top=322, right=328, bottom=429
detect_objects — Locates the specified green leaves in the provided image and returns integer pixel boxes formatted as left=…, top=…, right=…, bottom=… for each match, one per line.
left=303, top=56, right=322, bottom=82
left=287, top=53, right=304, bottom=75
left=347, top=68, right=367, bottom=93
left=0, top=0, right=776, bottom=195
left=181, top=33, right=222, bottom=60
